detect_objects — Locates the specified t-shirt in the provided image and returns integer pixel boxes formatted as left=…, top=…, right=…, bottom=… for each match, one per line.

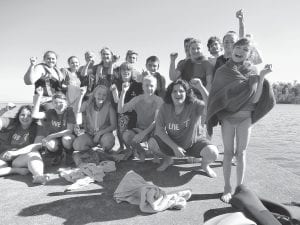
left=114, top=79, right=143, bottom=130
left=155, top=100, right=206, bottom=149
left=125, top=95, right=163, bottom=130
left=44, top=107, right=76, bottom=134
left=177, top=58, right=213, bottom=86
left=81, top=101, right=114, bottom=135
left=0, top=118, right=38, bottom=152
left=114, top=79, right=143, bottom=103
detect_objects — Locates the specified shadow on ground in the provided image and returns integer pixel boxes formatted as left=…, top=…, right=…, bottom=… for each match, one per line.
left=18, top=159, right=222, bottom=224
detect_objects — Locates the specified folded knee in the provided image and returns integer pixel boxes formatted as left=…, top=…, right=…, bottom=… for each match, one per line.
left=62, top=135, right=75, bottom=149
left=202, top=145, right=219, bottom=161
left=100, top=133, right=115, bottom=150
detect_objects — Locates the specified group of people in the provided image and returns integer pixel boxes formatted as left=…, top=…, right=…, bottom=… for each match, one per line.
left=0, top=9, right=275, bottom=203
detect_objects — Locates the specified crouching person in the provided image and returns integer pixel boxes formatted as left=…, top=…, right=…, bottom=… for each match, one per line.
left=73, top=85, right=117, bottom=155
left=33, top=87, right=76, bottom=166
left=148, top=79, right=218, bottom=177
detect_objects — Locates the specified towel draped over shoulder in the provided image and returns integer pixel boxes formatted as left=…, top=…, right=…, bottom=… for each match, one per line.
left=206, top=60, right=275, bottom=135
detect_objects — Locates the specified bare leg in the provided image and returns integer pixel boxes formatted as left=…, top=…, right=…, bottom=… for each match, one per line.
left=221, top=120, right=235, bottom=203
left=148, top=138, right=173, bottom=171
left=200, top=145, right=219, bottom=178
left=235, top=118, right=252, bottom=186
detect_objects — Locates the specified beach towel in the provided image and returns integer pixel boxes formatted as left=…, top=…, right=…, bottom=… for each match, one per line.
left=206, top=60, right=275, bottom=135
left=113, top=170, right=192, bottom=213
left=59, top=161, right=116, bottom=191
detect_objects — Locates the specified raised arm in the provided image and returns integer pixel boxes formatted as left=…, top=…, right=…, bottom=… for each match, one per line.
left=110, top=84, right=119, bottom=103
left=75, top=86, right=87, bottom=125
left=236, top=9, right=245, bottom=38
left=32, top=87, right=46, bottom=119
left=117, top=82, right=130, bottom=113
left=24, top=58, right=45, bottom=85
left=190, top=78, right=209, bottom=104
left=252, top=64, right=272, bottom=103
left=169, top=53, right=181, bottom=81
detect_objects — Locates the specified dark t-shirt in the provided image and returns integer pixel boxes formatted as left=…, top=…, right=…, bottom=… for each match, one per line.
left=114, top=79, right=143, bottom=130
left=0, top=118, right=38, bottom=152
left=44, top=107, right=76, bottom=134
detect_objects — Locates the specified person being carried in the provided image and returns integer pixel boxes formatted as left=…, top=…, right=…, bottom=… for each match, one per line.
left=206, top=38, right=275, bottom=203
left=118, top=75, right=163, bottom=162
left=148, top=79, right=219, bottom=175
left=32, top=88, right=76, bottom=166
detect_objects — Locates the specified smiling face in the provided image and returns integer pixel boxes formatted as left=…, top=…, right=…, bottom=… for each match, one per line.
left=44, top=52, right=57, bottom=68
left=101, top=49, right=112, bottom=64
left=126, top=53, right=137, bottom=64
left=94, top=86, right=108, bottom=105
left=19, top=108, right=33, bottom=128
left=232, top=44, right=251, bottom=63
left=142, top=77, right=156, bottom=96
left=53, top=98, right=68, bottom=114
left=146, top=61, right=159, bottom=74
left=68, top=57, right=80, bottom=71
left=171, top=84, right=186, bottom=106
left=209, top=41, right=222, bottom=56
left=223, top=34, right=238, bottom=55
left=121, top=68, right=132, bottom=82
left=85, top=52, right=95, bottom=63
left=189, top=42, right=204, bottom=61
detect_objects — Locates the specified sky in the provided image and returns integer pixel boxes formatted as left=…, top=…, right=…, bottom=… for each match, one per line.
left=0, top=0, right=299, bottom=102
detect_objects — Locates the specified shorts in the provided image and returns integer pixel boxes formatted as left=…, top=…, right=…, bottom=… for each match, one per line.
left=222, top=111, right=252, bottom=125
left=153, top=135, right=212, bottom=157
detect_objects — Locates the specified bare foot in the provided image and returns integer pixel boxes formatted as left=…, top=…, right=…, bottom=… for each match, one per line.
left=201, top=164, right=217, bottom=178
left=33, top=174, right=49, bottom=185
left=157, top=157, right=173, bottom=171
left=15, top=168, right=30, bottom=175
left=221, top=192, right=232, bottom=204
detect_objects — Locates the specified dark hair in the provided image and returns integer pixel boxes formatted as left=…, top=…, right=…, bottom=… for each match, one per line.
left=13, top=105, right=35, bottom=125
left=184, top=37, right=193, bottom=44
left=164, top=79, right=195, bottom=105
left=207, top=36, right=222, bottom=49
left=43, top=50, right=58, bottom=61
left=233, top=37, right=252, bottom=48
left=100, top=47, right=113, bottom=56
left=67, top=56, right=78, bottom=64
left=125, top=50, right=138, bottom=60
left=146, top=55, right=160, bottom=65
